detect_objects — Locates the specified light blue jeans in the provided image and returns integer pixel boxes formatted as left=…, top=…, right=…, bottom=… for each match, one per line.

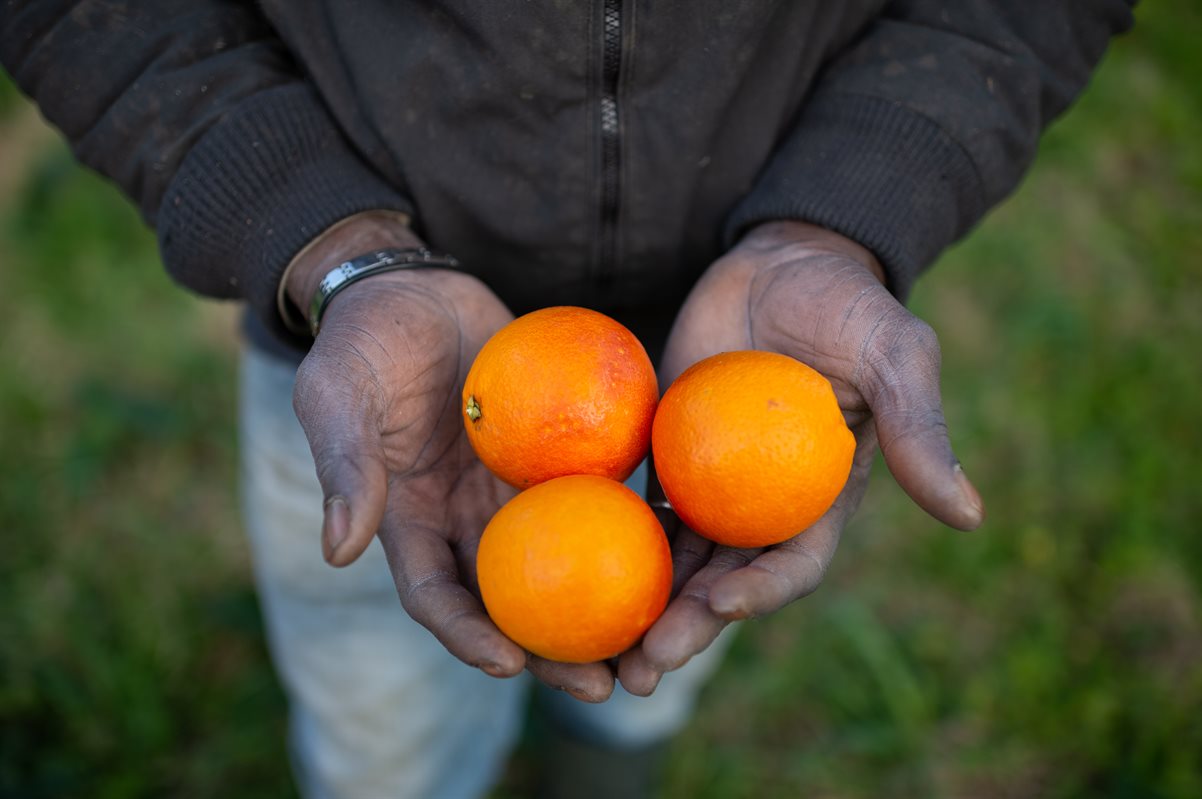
left=239, top=346, right=732, bottom=799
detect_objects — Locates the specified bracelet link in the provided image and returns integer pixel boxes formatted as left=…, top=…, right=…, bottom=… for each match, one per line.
left=305, top=247, right=460, bottom=337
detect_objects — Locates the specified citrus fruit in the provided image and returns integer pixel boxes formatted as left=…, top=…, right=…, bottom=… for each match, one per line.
left=476, top=474, right=672, bottom=663
left=462, top=306, right=658, bottom=489
left=651, top=350, right=855, bottom=548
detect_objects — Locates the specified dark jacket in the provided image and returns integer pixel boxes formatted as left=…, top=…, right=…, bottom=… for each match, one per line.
left=1, top=1, right=1134, bottom=356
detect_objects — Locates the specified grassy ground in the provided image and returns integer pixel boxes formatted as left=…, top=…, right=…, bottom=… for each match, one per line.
left=2, top=3, right=1200, bottom=797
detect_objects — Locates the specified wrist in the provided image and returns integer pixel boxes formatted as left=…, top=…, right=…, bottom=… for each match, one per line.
left=738, top=220, right=886, bottom=285
left=280, top=210, right=424, bottom=330
left=317, top=264, right=511, bottom=354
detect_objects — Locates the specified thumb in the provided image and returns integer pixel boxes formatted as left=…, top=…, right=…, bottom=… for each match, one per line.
left=858, top=310, right=984, bottom=531
left=292, top=355, right=390, bottom=567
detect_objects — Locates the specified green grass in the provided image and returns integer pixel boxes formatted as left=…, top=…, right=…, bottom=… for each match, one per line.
left=663, top=3, right=1202, bottom=797
left=3, top=2, right=1201, bottom=796
left=0, top=114, right=290, bottom=796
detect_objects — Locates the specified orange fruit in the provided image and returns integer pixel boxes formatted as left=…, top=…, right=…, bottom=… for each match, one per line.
left=652, top=350, right=855, bottom=548
left=476, top=474, right=672, bottom=663
left=462, top=306, right=658, bottom=488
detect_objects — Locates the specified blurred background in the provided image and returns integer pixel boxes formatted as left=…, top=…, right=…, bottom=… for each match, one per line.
left=2, top=2, right=1200, bottom=797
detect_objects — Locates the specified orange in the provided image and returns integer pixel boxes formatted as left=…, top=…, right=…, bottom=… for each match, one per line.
left=476, top=474, right=672, bottom=663
left=652, top=350, right=855, bottom=548
left=462, top=306, right=658, bottom=489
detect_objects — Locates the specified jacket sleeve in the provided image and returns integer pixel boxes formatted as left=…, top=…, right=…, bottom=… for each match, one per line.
left=0, top=0, right=413, bottom=342
left=724, top=0, right=1135, bottom=299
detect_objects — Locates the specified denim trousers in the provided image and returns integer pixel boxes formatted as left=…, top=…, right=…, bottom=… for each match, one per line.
left=238, top=346, right=731, bottom=799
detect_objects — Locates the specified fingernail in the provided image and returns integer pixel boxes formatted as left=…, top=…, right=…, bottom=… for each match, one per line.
left=322, top=496, right=350, bottom=560
left=567, top=686, right=601, bottom=703
left=709, top=596, right=743, bottom=618
left=637, top=672, right=662, bottom=697
left=953, top=464, right=985, bottom=528
left=710, top=587, right=754, bottom=619
left=478, top=660, right=508, bottom=678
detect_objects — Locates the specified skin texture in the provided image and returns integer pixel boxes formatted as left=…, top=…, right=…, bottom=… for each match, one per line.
left=616, top=220, right=984, bottom=696
left=285, top=213, right=616, bottom=701
left=284, top=215, right=984, bottom=702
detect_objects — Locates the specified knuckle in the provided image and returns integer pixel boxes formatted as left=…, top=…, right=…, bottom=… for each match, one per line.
left=291, top=358, right=322, bottom=413
left=858, top=309, right=942, bottom=396
left=777, top=541, right=830, bottom=579
left=710, top=548, right=756, bottom=572
left=671, top=544, right=711, bottom=576
left=292, top=369, right=385, bottom=455
left=292, top=354, right=349, bottom=421
left=765, top=547, right=829, bottom=602
left=398, top=567, right=460, bottom=615
left=866, top=310, right=937, bottom=363
left=876, top=407, right=950, bottom=457
left=313, top=448, right=375, bottom=491
left=677, top=586, right=714, bottom=607
left=905, top=316, right=941, bottom=359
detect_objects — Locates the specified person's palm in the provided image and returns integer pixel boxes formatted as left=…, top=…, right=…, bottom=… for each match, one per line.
left=294, top=269, right=518, bottom=656
left=288, top=224, right=619, bottom=701
left=619, top=221, right=985, bottom=694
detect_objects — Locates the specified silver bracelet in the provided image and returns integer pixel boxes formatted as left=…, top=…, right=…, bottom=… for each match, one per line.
left=301, top=247, right=460, bottom=337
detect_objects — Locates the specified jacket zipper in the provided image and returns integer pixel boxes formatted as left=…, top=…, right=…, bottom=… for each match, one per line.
left=597, top=0, right=623, bottom=285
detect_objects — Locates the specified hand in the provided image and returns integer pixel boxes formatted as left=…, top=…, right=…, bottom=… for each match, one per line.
left=285, top=213, right=618, bottom=702
left=618, top=220, right=984, bottom=695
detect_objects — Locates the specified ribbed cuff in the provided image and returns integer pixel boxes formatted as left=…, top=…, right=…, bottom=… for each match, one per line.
left=724, top=92, right=985, bottom=301
left=156, top=84, right=413, bottom=348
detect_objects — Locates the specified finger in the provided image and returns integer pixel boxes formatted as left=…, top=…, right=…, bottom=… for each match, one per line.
left=618, top=464, right=702, bottom=696
left=640, top=546, right=758, bottom=673
left=442, top=468, right=515, bottom=598
left=526, top=656, right=615, bottom=703
left=647, top=463, right=716, bottom=595
left=615, top=530, right=715, bottom=696
left=645, top=460, right=678, bottom=534
left=708, top=424, right=876, bottom=618
left=857, top=311, right=984, bottom=531
left=616, top=646, right=663, bottom=697
left=379, top=522, right=527, bottom=678
left=667, top=526, right=715, bottom=598
left=293, top=354, right=390, bottom=567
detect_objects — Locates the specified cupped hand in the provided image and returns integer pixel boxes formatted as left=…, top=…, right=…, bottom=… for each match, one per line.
left=618, top=220, right=984, bottom=696
left=285, top=214, right=616, bottom=702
